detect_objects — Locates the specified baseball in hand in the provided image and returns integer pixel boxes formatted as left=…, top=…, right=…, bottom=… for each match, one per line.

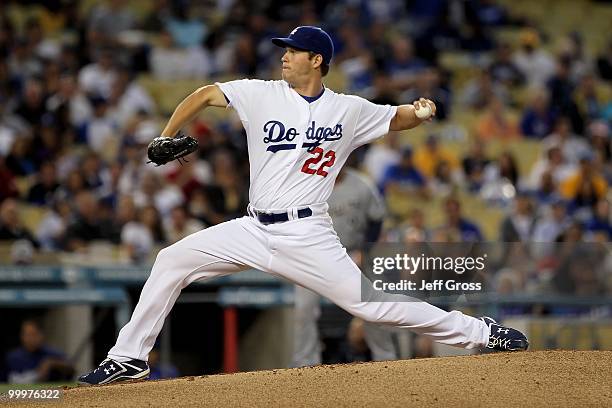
left=415, top=104, right=432, bottom=120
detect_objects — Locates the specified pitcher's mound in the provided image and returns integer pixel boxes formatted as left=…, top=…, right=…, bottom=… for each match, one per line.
left=6, top=350, right=612, bottom=407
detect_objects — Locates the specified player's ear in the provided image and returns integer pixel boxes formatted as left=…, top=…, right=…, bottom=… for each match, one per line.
left=311, top=54, right=323, bottom=69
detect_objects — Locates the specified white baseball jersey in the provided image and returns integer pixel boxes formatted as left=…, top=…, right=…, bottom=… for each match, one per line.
left=215, top=79, right=397, bottom=210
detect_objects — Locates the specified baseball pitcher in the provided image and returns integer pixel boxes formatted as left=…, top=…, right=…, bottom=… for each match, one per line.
left=79, top=26, right=528, bottom=385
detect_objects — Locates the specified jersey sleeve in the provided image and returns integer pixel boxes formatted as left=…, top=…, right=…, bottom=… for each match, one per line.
left=352, top=98, right=398, bottom=148
left=214, top=79, right=261, bottom=124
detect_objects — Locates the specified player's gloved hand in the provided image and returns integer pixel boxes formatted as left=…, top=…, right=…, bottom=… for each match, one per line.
left=147, top=132, right=198, bottom=166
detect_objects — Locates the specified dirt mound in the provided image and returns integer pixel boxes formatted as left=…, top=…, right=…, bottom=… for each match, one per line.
left=5, top=350, right=612, bottom=407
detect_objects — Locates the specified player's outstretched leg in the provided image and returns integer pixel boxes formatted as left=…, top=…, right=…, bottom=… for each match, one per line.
left=79, top=217, right=269, bottom=385
left=267, top=215, right=528, bottom=352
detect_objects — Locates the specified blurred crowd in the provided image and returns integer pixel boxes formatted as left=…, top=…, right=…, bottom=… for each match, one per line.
left=0, top=0, right=611, bottom=295
left=0, top=319, right=73, bottom=384
left=0, top=318, right=178, bottom=383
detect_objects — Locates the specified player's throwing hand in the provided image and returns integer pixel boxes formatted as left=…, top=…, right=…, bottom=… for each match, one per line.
left=413, top=98, right=436, bottom=121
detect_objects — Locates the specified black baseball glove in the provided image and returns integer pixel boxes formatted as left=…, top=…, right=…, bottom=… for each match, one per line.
left=147, top=132, right=198, bottom=166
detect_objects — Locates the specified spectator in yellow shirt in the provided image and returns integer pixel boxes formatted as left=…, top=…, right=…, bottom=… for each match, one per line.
left=413, top=134, right=460, bottom=178
left=560, top=153, right=607, bottom=201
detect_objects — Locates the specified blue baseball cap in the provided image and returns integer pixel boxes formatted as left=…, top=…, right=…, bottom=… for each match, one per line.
left=272, top=26, right=334, bottom=65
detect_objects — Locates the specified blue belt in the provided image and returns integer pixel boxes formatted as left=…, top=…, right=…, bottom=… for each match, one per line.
left=254, top=208, right=313, bottom=224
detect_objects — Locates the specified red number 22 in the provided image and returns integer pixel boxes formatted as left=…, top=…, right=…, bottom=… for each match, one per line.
left=301, top=147, right=336, bottom=177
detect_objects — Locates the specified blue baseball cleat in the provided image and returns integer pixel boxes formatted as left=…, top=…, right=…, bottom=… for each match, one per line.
left=481, top=316, right=529, bottom=352
left=78, top=358, right=150, bottom=385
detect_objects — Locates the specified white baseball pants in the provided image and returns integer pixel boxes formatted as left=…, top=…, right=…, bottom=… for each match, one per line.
left=108, top=206, right=489, bottom=362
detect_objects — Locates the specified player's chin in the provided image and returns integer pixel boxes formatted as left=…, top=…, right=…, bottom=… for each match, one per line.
left=281, top=70, right=292, bottom=82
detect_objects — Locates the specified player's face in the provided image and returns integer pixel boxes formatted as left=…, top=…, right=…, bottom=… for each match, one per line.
left=281, top=47, right=316, bottom=84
